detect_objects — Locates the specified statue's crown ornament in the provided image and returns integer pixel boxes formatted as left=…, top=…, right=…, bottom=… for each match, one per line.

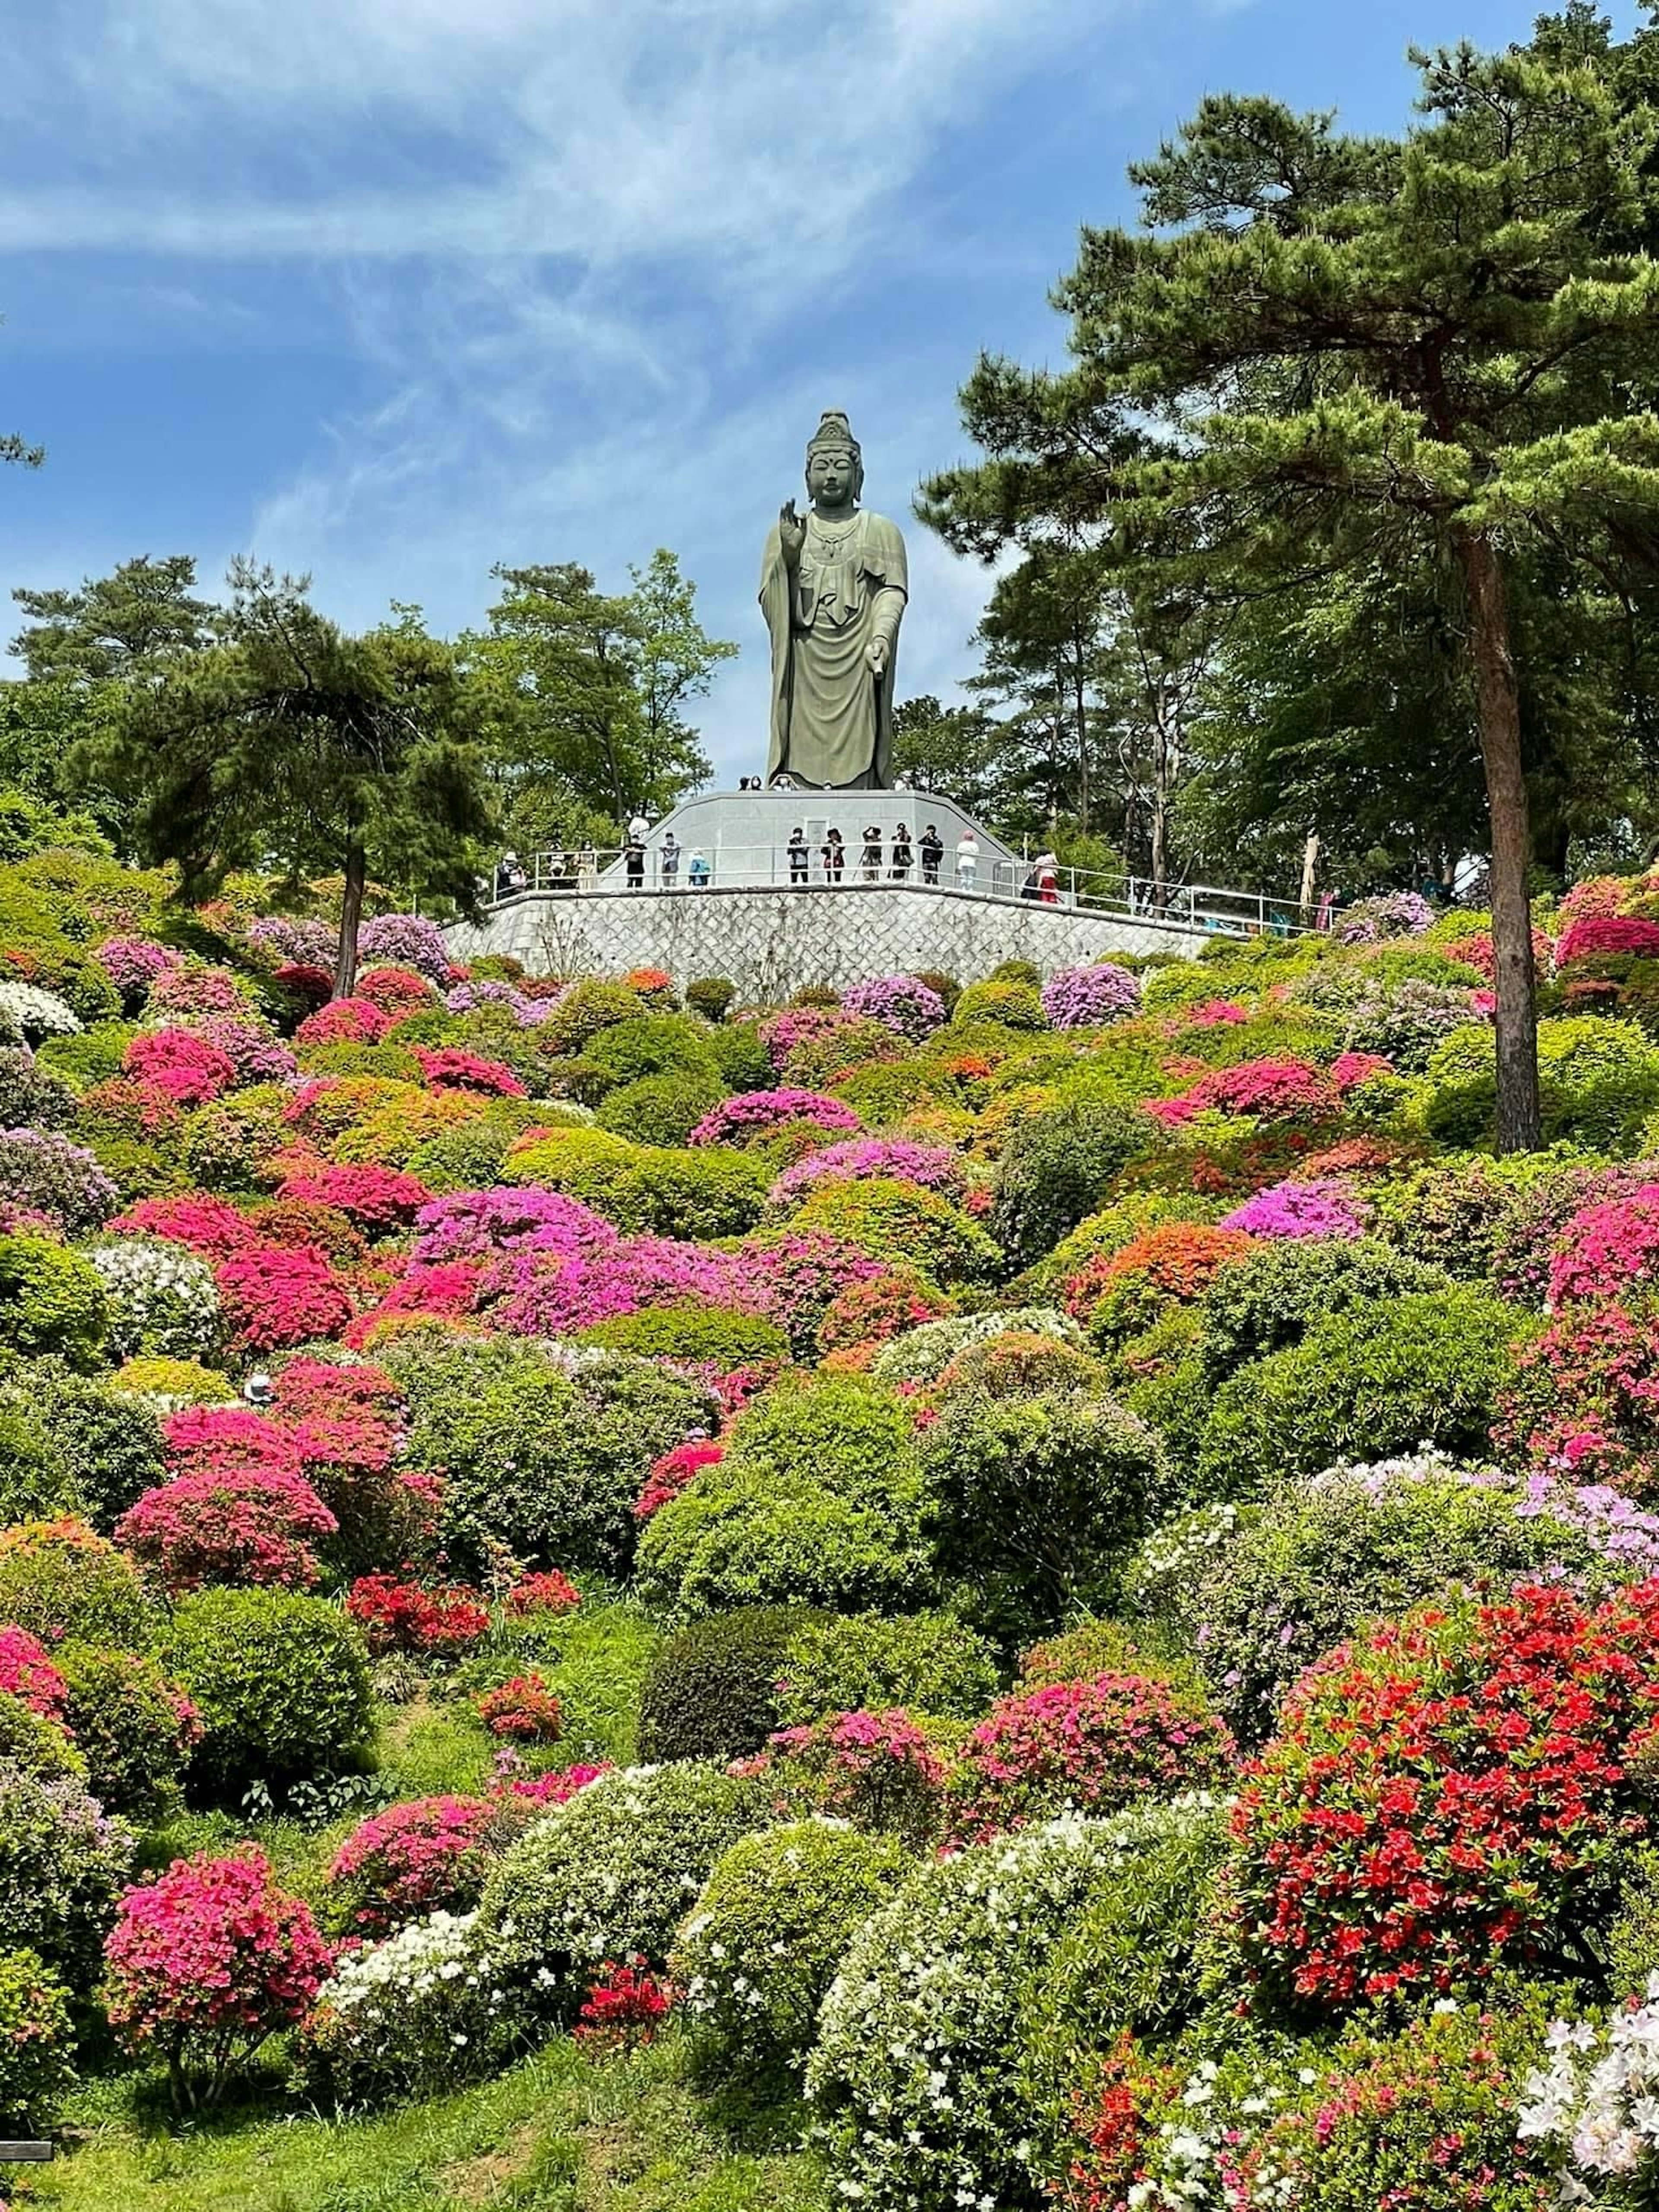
left=806, top=409, right=860, bottom=461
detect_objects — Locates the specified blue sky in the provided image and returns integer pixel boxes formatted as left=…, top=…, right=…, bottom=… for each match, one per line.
left=0, top=0, right=1629, bottom=782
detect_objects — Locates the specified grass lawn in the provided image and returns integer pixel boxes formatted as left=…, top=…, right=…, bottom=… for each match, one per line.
left=18, top=2035, right=831, bottom=2212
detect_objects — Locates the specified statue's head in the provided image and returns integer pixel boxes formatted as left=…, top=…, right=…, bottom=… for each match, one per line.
left=805, top=410, right=863, bottom=509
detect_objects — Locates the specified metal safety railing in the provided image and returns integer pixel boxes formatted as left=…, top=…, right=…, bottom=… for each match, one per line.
left=483, top=845, right=1333, bottom=938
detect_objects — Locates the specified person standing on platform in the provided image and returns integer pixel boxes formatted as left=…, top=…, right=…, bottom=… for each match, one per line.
left=821, top=827, right=845, bottom=881
left=576, top=843, right=597, bottom=892
left=787, top=826, right=811, bottom=885
left=955, top=829, right=979, bottom=891
left=628, top=810, right=651, bottom=845
left=689, top=849, right=711, bottom=889
left=919, top=824, right=944, bottom=885
left=890, top=825, right=914, bottom=881
left=624, top=834, right=646, bottom=891
left=1036, top=851, right=1060, bottom=905
left=660, top=831, right=681, bottom=888
left=861, top=825, right=883, bottom=882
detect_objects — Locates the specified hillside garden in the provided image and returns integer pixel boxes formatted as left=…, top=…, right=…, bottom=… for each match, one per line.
left=0, top=830, right=1657, bottom=2207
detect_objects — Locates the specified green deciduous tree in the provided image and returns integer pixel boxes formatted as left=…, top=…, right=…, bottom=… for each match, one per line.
left=923, top=14, right=1659, bottom=1149
left=73, top=563, right=496, bottom=994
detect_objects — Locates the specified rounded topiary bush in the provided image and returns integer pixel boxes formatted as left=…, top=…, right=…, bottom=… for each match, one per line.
left=594, top=1071, right=726, bottom=1148
left=1196, top=1288, right=1522, bottom=1501
left=55, top=1642, right=198, bottom=1820
left=674, top=1820, right=909, bottom=2075
left=299, top=1907, right=517, bottom=2109
left=24, top=1364, right=169, bottom=1528
left=0, top=1235, right=108, bottom=1367
left=0, top=1767, right=133, bottom=1986
left=477, top=1763, right=766, bottom=2008
left=806, top=1813, right=1129, bottom=2212
left=636, top=1605, right=826, bottom=1763
left=1195, top=1235, right=1452, bottom=1382
left=573, top=1303, right=790, bottom=1369
left=0, top=1947, right=76, bottom=2134
left=988, top=1101, right=1159, bottom=1271
left=787, top=1176, right=1001, bottom=1287
left=0, top=1693, right=86, bottom=1785
left=871, top=1306, right=1086, bottom=1389
left=161, top=1586, right=375, bottom=1799
left=0, top=1518, right=156, bottom=1647
left=774, top=1610, right=1000, bottom=1728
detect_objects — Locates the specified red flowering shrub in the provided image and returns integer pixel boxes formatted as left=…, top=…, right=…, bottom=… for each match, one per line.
left=476, top=1671, right=563, bottom=1742
left=509, top=1760, right=611, bottom=1807
left=505, top=1570, right=581, bottom=1618
left=1055, top=2033, right=1179, bottom=2212
left=953, top=1672, right=1234, bottom=1843
left=243, top=1195, right=365, bottom=1262
left=1063, top=1223, right=1255, bottom=1341
left=81, top=1074, right=185, bottom=1138
left=216, top=1244, right=353, bottom=1352
left=117, top=1466, right=337, bottom=1593
left=103, top=1847, right=334, bottom=2110
left=345, top=1574, right=490, bottom=1656
left=1548, top=1186, right=1659, bottom=1306
left=1151, top=1058, right=1338, bottom=1127
left=1226, top=1580, right=1659, bottom=2014
left=355, top=966, right=435, bottom=1013
left=751, top=1709, right=950, bottom=1844
left=1557, top=915, right=1659, bottom=966
left=325, top=1794, right=494, bottom=1935
left=413, top=1047, right=526, bottom=1097
left=344, top=1259, right=484, bottom=1347
left=278, top=1163, right=430, bottom=1235
left=273, top=1359, right=402, bottom=1469
left=110, top=1194, right=257, bottom=1259
left=162, top=1402, right=299, bottom=1478
left=624, top=966, right=672, bottom=998
left=633, top=1438, right=723, bottom=1521
left=124, top=1029, right=238, bottom=1106
left=272, top=960, right=333, bottom=1005
left=816, top=1267, right=955, bottom=1358
left=573, top=1958, right=675, bottom=2056
left=296, top=998, right=391, bottom=1046
left=0, top=1625, right=68, bottom=1720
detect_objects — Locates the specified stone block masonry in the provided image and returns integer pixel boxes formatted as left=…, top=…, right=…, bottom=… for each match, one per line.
left=445, top=882, right=1207, bottom=999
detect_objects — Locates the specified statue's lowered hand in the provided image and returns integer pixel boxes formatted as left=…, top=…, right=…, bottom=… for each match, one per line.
left=779, top=500, right=806, bottom=571
left=865, top=639, right=889, bottom=679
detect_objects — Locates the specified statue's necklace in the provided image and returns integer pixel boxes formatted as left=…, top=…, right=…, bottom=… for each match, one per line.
left=810, top=511, right=860, bottom=556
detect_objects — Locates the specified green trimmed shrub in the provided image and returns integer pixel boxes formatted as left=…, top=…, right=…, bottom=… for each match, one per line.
left=477, top=1764, right=766, bottom=2006
left=685, top=978, right=737, bottom=1023
left=615, top=1145, right=769, bottom=1238
left=675, top=1821, right=910, bottom=2075
left=0, top=1767, right=133, bottom=1986
left=1197, top=1236, right=1453, bottom=1382
left=789, top=1177, right=1001, bottom=1286
left=0, top=1395, right=80, bottom=1524
left=0, top=1948, right=76, bottom=2134
left=594, top=1071, right=725, bottom=1147
left=637, top=1605, right=825, bottom=1763
left=1421, top=1013, right=1659, bottom=1151
left=0, top=1518, right=155, bottom=1647
left=0, top=1694, right=86, bottom=1785
left=775, top=1610, right=1000, bottom=1727
left=1196, top=1290, right=1523, bottom=1501
left=921, top=1388, right=1176, bottom=1641
left=706, top=1023, right=775, bottom=1093
left=543, top=979, right=647, bottom=1052
left=0, top=1236, right=107, bottom=1368
left=953, top=979, right=1047, bottom=1030
left=36, top=1021, right=137, bottom=1090
left=387, top=1336, right=709, bottom=1578
left=989, top=1100, right=1159, bottom=1269
left=162, top=1586, right=375, bottom=1799
left=400, top=1100, right=552, bottom=1193
left=573, top=1303, right=789, bottom=1368
left=56, top=1643, right=196, bottom=1819
left=16, top=1363, right=168, bottom=1528
left=585, top=1013, right=722, bottom=1085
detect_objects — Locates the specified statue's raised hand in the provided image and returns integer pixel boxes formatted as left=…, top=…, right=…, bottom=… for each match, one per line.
left=779, top=500, right=806, bottom=573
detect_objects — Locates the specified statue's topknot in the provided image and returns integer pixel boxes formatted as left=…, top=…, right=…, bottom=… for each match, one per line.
left=806, top=409, right=860, bottom=461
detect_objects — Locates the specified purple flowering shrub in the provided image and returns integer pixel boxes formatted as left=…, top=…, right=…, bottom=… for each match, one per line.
left=0, top=1129, right=119, bottom=1233
left=689, top=1089, right=861, bottom=1149
left=1219, top=1179, right=1368, bottom=1241
left=841, top=975, right=947, bottom=1044
left=769, top=1139, right=967, bottom=1209
left=356, top=915, right=453, bottom=984
left=411, top=1186, right=620, bottom=1265
left=490, top=1235, right=759, bottom=1335
left=1040, top=961, right=1141, bottom=1030
left=1335, top=890, right=1436, bottom=944
left=95, top=937, right=182, bottom=1006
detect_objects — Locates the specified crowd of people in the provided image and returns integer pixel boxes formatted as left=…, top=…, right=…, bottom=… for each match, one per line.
left=489, top=811, right=1016, bottom=897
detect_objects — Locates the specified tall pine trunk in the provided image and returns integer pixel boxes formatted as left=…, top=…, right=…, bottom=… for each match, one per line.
left=1453, top=528, right=1541, bottom=1153
left=333, top=842, right=367, bottom=1000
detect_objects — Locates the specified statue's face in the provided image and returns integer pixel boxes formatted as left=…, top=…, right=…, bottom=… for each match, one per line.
left=807, top=448, right=857, bottom=509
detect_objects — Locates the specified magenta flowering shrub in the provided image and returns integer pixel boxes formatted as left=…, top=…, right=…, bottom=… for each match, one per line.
left=124, top=1030, right=238, bottom=1106
left=185, top=1017, right=297, bottom=1085
left=757, top=1005, right=849, bottom=1071
left=296, top=998, right=392, bottom=1047
left=1149, top=1058, right=1337, bottom=1127
left=689, top=1088, right=861, bottom=1148
left=215, top=1244, right=353, bottom=1352
left=750, top=1709, right=950, bottom=1844
left=1328, top=1049, right=1394, bottom=1093
left=325, top=1795, right=495, bottom=1935
left=742, top=1230, right=887, bottom=1354
left=248, top=916, right=337, bottom=968
left=1041, top=962, right=1141, bottom=1030
left=1219, top=1179, right=1368, bottom=1241
left=491, top=1235, right=756, bottom=1336
left=356, top=914, right=452, bottom=983
left=117, top=1465, right=338, bottom=1593
left=446, top=978, right=559, bottom=1026
left=1556, top=915, right=1659, bottom=966
left=0, top=1129, right=118, bottom=1232
left=0, top=1625, right=68, bottom=1720
left=951, top=1670, right=1235, bottom=1841
left=110, top=1193, right=255, bottom=1258
left=411, top=1186, right=619, bottom=1266
left=1548, top=1187, right=1659, bottom=1306
left=842, top=975, right=947, bottom=1043
left=96, top=936, right=181, bottom=1003
left=413, top=1048, right=526, bottom=1097
left=768, top=1138, right=966, bottom=1209
left=104, top=1847, right=334, bottom=2110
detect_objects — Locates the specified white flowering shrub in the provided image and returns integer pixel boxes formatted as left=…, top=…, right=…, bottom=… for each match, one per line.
left=88, top=1238, right=224, bottom=1361
left=476, top=1764, right=766, bottom=2013
left=673, top=1819, right=909, bottom=2077
left=1519, top=1981, right=1659, bottom=2191
left=871, top=1307, right=1085, bottom=1390
left=0, top=985, right=80, bottom=1044
left=805, top=1813, right=1133, bottom=2212
left=299, top=1910, right=518, bottom=2107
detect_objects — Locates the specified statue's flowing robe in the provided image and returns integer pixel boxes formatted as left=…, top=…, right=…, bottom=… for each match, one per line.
left=760, top=509, right=908, bottom=789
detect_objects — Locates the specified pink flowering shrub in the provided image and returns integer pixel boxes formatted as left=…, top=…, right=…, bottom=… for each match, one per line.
left=410, top=1187, right=618, bottom=1265
left=1329, top=1050, right=1393, bottom=1092
left=344, top=1259, right=484, bottom=1345
left=757, top=1004, right=849, bottom=1071
left=413, top=1048, right=526, bottom=1097
left=951, top=1670, right=1235, bottom=1842
left=476, top=1672, right=563, bottom=1742
left=248, top=916, right=337, bottom=967
left=296, top=997, right=392, bottom=1047
left=96, top=936, right=181, bottom=1003
left=186, top=1017, right=296, bottom=1085
left=509, top=1760, right=611, bottom=1807
left=769, top=1138, right=965, bottom=1208
left=634, top=1439, right=724, bottom=1520
left=1149, top=1057, right=1338, bottom=1126
left=750, top=1709, right=950, bottom=1845
left=0, top=1625, right=68, bottom=1720
left=216, top=1244, right=353, bottom=1352
left=104, top=1848, right=334, bottom=2110
left=110, top=1194, right=257, bottom=1259
left=1219, top=1179, right=1368, bottom=1241
left=1557, top=915, right=1659, bottom=966
left=148, top=965, right=246, bottom=1018
left=741, top=1230, right=886, bottom=1354
left=492, top=1235, right=756, bottom=1337
left=271, top=960, right=333, bottom=1005
left=280, top=1163, right=430, bottom=1235
left=355, top=965, right=435, bottom=1013
left=326, top=1795, right=494, bottom=1934
left=117, top=1466, right=337, bottom=1593
left=1189, top=998, right=1250, bottom=1027
left=1549, top=1187, right=1659, bottom=1306
left=356, top=913, right=452, bottom=983
left=689, top=1088, right=860, bottom=1148
left=1041, top=962, right=1141, bottom=1030
left=841, top=974, right=947, bottom=1042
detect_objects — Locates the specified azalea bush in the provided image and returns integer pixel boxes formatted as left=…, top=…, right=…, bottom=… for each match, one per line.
left=326, top=1795, right=496, bottom=1936
left=299, top=1908, right=515, bottom=2109
left=116, top=1465, right=338, bottom=1593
